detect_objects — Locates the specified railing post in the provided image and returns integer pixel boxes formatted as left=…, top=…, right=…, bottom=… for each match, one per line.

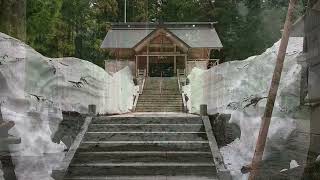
left=200, top=104, right=208, bottom=116
left=88, top=104, right=96, bottom=116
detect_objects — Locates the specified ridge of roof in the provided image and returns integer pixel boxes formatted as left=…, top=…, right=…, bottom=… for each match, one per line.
left=109, top=22, right=218, bottom=29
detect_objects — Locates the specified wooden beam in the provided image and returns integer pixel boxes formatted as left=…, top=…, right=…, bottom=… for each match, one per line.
left=249, top=0, right=298, bottom=179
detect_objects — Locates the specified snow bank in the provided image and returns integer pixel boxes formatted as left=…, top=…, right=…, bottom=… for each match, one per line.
left=0, top=33, right=135, bottom=179
left=184, top=37, right=310, bottom=179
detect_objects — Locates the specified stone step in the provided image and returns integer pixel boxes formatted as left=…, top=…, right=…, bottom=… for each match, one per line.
left=142, top=92, right=180, bottom=95
left=144, top=86, right=179, bottom=89
left=136, top=102, right=182, bottom=105
left=64, top=175, right=217, bottom=180
left=72, top=151, right=213, bottom=164
left=66, top=163, right=216, bottom=177
left=141, top=94, right=181, bottom=96
left=137, top=102, right=182, bottom=105
left=83, top=132, right=207, bottom=141
left=87, top=124, right=204, bottom=132
left=135, top=108, right=183, bottom=112
left=92, top=117, right=202, bottom=124
left=144, top=86, right=179, bottom=88
left=137, top=100, right=182, bottom=102
left=77, top=141, right=211, bottom=152
left=138, top=97, right=182, bottom=100
left=136, top=104, right=182, bottom=108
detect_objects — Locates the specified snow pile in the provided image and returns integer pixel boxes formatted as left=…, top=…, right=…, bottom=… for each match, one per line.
left=0, top=33, right=135, bottom=179
left=184, top=37, right=310, bottom=179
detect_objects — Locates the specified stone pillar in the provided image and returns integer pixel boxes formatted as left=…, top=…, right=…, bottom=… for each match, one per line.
left=88, top=104, right=96, bottom=115
left=200, top=104, right=207, bottom=116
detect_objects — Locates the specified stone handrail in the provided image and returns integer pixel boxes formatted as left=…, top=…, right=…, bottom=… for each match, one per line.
left=52, top=116, right=92, bottom=180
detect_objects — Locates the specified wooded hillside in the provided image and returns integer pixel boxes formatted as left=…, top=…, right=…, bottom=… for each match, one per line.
left=0, top=0, right=306, bottom=67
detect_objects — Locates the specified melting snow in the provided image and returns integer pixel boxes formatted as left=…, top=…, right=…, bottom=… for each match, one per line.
left=0, top=33, right=135, bottom=179
left=184, top=37, right=310, bottom=179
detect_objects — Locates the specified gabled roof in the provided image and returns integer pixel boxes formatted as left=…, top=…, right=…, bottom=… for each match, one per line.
left=133, top=28, right=190, bottom=52
left=101, top=22, right=223, bottom=49
left=101, top=29, right=153, bottom=49
left=170, top=28, right=222, bottom=48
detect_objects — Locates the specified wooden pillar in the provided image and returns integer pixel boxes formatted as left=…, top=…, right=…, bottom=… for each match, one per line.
left=174, top=45, right=177, bottom=75
left=135, top=55, right=138, bottom=77
left=147, top=45, right=150, bottom=77
left=174, top=56, right=177, bottom=76
left=185, top=55, right=188, bottom=75
left=147, top=56, right=149, bottom=77
left=248, top=0, right=298, bottom=179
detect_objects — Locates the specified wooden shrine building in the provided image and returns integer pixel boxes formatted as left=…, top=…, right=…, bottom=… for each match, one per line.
left=101, top=22, right=223, bottom=77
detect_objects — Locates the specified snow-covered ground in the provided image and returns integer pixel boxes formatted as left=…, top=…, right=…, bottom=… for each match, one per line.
left=0, top=33, right=136, bottom=180
left=183, top=37, right=310, bottom=179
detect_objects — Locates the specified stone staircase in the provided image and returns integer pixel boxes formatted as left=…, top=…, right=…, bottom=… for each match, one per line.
left=136, top=77, right=183, bottom=112
left=63, top=115, right=218, bottom=180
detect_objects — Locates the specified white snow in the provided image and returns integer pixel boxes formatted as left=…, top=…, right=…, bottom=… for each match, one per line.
left=183, top=37, right=310, bottom=179
left=0, top=33, right=136, bottom=179
left=290, top=160, right=300, bottom=169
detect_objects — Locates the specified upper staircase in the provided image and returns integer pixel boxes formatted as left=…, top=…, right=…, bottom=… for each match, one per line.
left=136, top=77, right=183, bottom=112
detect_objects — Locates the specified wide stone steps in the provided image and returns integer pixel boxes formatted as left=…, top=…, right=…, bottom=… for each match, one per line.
left=64, top=176, right=216, bottom=180
left=72, top=151, right=213, bottom=164
left=64, top=116, right=217, bottom=179
left=87, top=124, right=204, bottom=132
left=91, top=117, right=202, bottom=124
left=66, top=164, right=216, bottom=177
left=83, top=132, right=207, bottom=141
left=77, top=141, right=211, bottom=152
